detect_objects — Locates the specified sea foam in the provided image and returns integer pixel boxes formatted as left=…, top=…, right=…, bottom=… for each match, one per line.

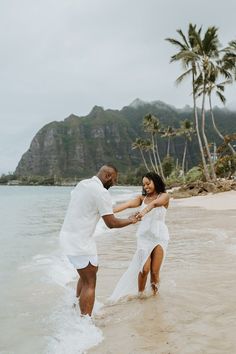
left=45, top=290, right=103, bottom=354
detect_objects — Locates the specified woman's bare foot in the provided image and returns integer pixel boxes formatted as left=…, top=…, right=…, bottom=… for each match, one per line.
left=151, top=281, right=160, bottom=295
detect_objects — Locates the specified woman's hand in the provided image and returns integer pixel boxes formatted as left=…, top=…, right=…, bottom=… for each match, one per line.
left=134, top=211, right=143, bottom=221
left=128, top=214, right=140, bottom=224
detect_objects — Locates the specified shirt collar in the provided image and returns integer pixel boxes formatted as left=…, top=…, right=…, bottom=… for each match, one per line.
left=92, top=175, right=104, bottom=187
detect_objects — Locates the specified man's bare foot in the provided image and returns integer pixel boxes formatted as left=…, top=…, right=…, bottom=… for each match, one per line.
left=138, top=291, right=146, bottom=299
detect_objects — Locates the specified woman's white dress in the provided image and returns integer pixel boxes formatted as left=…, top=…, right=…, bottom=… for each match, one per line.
left=109, top=201, right=169, bottom=302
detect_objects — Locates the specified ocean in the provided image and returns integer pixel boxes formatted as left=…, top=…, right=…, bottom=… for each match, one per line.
left=1, top=186, right=236, bottom=354
left=0, top=185, right=141, bottom=354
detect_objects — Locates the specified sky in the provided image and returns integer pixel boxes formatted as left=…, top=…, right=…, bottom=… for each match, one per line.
left=0, top=0, right=236, bottom=174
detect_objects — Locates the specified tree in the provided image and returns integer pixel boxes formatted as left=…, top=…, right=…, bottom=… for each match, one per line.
left=161, top=126, right=176, bottom=157
left=177, top=119, right=195, bottom=176
left=208, top=81, right=236, bottom=155
left=166, top=24, right=211, bottom=181
left=132, top=138, right=150, bottom=171
left=204, top=41, right=236, bottom=155
left=193, top=26, right=221, bottom=180
left=143, top=114, right=165, bottom=180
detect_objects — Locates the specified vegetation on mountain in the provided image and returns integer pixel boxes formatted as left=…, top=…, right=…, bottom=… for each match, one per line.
left=11, top=98, right=236, bottom=185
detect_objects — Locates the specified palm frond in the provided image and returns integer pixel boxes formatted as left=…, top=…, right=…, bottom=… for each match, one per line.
left=216, top=90, right=226, bottom=104
left=165, top=38, right=187, bottom=50
left=176, top=29, right=190, bottom=48
left=175, top=68, right=192, bottom=85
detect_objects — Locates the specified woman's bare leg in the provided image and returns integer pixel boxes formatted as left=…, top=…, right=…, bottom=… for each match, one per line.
left=138, top=256, right=151, bottom=292
left=150, top=245, right=164, bottom=294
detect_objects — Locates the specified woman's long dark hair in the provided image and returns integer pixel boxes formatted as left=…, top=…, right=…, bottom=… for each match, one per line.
left=142, top=172, right=166, bottom=195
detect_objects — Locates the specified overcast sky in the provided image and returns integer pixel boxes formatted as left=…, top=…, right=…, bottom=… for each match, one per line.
left=0, top=0, right=236, bottom=174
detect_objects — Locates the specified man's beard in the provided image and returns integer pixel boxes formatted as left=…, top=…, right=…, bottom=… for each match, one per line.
left=104, top=181, right=113, bottom=190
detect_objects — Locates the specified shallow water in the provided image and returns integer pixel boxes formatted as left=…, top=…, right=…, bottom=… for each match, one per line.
left=1, top=186, right=236, bottom=354
left=0, top=185, right=140, bottom=354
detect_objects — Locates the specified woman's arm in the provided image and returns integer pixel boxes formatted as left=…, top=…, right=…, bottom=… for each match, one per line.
left=138, top=193, right=169, bottom=217
left=113, top=195, right=143, bottom=213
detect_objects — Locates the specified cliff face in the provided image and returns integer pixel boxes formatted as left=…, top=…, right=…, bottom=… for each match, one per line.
left=15, top=107, right=138, bottom=177
left=15, top=101, right=236, bottom=177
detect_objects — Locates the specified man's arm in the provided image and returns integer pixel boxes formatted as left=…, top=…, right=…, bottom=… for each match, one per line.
left=102, top=214, right=138, bottom=229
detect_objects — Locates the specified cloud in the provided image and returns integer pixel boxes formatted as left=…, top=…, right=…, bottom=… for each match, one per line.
left=0, top=0, right=236, bottom=173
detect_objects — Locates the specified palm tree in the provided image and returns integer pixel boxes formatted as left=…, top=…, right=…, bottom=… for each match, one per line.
left=222, top=40, right=236, bottom=80
left=195, top=33, right=236, bottom=163
left=143, top=114, right=165, bottom=180
left=162, top=126, right=176, bottom=157
left=208, top=81, right=236, bottom=155
left=132, top=138, right=150, bottom=171
left=142, top=139, right=160, bottom=174
left=166, top=24, right=211, bottom=181
left=177, top=120, right=195, bottom=176
left=193, top=26, right=224, bottom=180
left=206, top=41, right=236, bottom=155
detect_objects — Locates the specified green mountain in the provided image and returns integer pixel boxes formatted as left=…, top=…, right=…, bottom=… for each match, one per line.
left=15, top=99, right=236, bottom=177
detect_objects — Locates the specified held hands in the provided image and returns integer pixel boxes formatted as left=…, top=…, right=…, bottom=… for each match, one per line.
left=134, top=206, right=150, bottom=220
left=128, top=206, right=151, bottom=224
left=128, top=213, right=141, bottom=224
left=135, top=211, right=143, bottom=220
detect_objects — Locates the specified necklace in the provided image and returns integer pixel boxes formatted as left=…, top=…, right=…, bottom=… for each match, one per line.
left=146, top=193, right=158, bottom=200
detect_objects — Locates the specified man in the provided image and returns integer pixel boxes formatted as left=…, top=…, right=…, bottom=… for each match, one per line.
left=60, top=164, right=139, bottom=316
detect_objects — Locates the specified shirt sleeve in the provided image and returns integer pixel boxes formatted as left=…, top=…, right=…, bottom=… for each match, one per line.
left=96, top=189, right=113, bottom=216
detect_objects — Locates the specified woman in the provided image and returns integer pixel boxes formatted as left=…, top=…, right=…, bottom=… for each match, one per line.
left=110, top=172, right=170, bottom=302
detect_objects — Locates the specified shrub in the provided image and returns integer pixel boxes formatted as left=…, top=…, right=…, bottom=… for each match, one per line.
left=215, top=155, right=236, bottom=178
left=186, top=166, right=204, bottom=182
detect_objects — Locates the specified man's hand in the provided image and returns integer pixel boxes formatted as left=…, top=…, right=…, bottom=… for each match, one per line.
left=128, top=214, right=140, bottom=224
left=134, top=211, right=143, bottom=221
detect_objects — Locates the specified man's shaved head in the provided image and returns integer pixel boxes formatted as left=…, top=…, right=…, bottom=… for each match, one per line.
left=98, top=164, right=118, bottom=175
left=97, top=164, right=118, bottom=189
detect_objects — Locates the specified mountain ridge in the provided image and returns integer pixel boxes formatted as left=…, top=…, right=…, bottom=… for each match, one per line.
left=15, top=99, right=236, bottom=178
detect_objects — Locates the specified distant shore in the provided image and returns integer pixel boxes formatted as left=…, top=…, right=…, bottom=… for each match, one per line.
left=1, top=177, right=236, bottom=198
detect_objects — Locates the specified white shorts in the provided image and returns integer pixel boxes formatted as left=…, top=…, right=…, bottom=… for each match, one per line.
left=67, top=255, right=98, bottom=269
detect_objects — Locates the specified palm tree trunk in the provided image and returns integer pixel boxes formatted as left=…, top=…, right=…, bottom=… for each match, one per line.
left=201, top=90, right=217, bottom=180
left=167, top=136, right=170, bottom=156
left=182, top=138, right=187, bottom=175
left=209, top=95, right=236, bottom=155
left=148, top=150, right=159, bottom=173
left=139, top=148, right=150, bottom=171
left=154, top=136, right=165, bottom=181
left=151, top=133, right=160, bottom=172
left=192, top=71, right=211, bottom=181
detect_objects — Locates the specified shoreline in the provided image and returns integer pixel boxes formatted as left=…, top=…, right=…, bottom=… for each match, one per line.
left=172, top=190, right=236, bottom=210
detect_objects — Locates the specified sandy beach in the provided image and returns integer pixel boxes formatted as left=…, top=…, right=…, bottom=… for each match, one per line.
left=87, top=191, right=236, bottom=354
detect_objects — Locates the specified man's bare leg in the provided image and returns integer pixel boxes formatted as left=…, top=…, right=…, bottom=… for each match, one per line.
left=77, top=263, right=98, bottom=316
left=72, top=277, right=83, bottom=308
left=150, top=245, right=163, bottom=294
left=76, top=277, right=83, bottom=299
left=138, top=256, right=151, bottom=293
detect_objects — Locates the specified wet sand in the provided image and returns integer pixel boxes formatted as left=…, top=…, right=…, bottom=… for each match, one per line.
left=88, top=191, right=236, bottom=354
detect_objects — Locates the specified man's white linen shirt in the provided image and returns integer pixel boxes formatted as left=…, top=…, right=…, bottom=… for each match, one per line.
left=60, top=176, right=113, bottom=256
